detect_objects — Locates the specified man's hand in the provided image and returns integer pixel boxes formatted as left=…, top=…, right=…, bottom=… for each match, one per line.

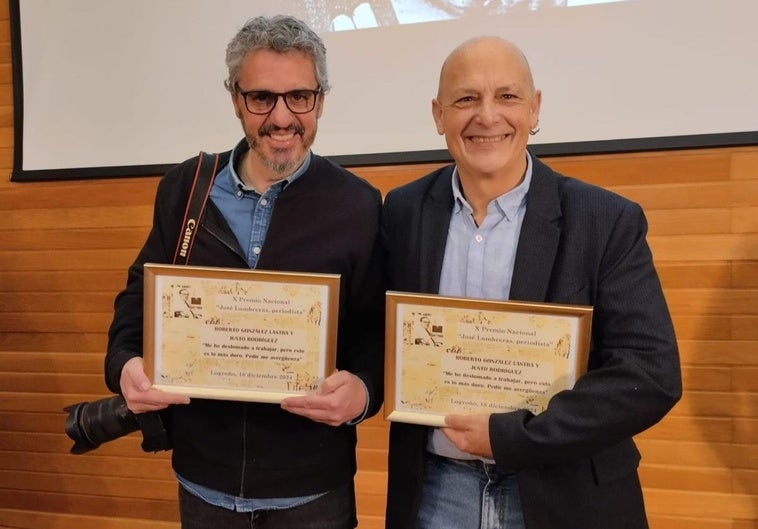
left=120, top=357, right=190, bottom=413
left=281, top=370, right=367, bottom=427
left=441, top=413, right=493, bottom=458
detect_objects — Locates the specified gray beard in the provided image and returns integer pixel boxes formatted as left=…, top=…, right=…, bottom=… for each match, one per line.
left=258, top=147, right=300, bottom=175
left=246, top=130, right=315, bottom=177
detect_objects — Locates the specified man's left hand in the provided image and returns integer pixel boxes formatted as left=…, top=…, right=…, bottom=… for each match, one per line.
left=442, top=413, right=493, bottom=458
left=281, top=370, right=366, bottom=427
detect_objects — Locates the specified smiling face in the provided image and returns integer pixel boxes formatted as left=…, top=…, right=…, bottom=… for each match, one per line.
left=232, top=48, right=323, bottom=187
left=432, top=38, right=541, bottom=188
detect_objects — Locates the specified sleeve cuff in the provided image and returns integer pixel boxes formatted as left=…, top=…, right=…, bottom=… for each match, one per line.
left=345, top=377, right=370, bottom=426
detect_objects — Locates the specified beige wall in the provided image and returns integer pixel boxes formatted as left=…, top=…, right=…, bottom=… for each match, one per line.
left=0, top=3, right=756, bottom=527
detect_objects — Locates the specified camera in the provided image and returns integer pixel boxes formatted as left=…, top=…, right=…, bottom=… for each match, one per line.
left=64, top=395, right=171, bottom=455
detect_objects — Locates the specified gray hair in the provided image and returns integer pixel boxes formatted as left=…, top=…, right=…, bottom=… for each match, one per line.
left=224, top=15, right=330, bottom=94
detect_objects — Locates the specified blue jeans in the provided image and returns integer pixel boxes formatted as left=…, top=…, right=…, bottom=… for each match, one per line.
left=178, top=483, right=355, bottom=529
left=417, top=452, right=525, bottom=529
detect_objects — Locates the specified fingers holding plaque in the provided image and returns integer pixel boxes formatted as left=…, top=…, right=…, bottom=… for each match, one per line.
left=384, top=292, right=592, bottom=427
left=143, top=264, right=339, bottom=403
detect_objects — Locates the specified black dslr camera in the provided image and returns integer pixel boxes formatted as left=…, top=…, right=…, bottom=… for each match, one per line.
left=64, top=395, right=171, bottom=455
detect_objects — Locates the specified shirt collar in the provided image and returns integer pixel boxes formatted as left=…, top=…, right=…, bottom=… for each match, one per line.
left=450, top=151, right=533, bottom=220
left=224, top=138, right=311, bottom=193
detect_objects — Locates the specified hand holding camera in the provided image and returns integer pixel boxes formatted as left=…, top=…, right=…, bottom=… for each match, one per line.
left=64, top=357, right=190, bottom=455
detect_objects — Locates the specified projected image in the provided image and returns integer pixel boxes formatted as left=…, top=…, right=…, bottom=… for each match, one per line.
left=294, top=0, right=630, bottom=32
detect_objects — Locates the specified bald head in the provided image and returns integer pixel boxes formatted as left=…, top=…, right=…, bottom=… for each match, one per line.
left=430, top=35, right=541, bottom=188
left=437, top=37, right=536, bottom=100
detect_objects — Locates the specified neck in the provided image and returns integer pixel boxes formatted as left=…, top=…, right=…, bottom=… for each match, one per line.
left=237, top=151, right=280, bottom=193
left=458, top=171, right=524, bottom=226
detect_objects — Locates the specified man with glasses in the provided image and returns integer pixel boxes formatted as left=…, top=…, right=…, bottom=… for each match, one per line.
left=104, top=15, right=383, bottom=529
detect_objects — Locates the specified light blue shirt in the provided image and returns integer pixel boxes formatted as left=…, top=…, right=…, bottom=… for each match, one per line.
left=428, top=153, right=533, bottom=461
left=209, top=139, right=310, bottom=268
left=175, top=472, right=325, bottom=513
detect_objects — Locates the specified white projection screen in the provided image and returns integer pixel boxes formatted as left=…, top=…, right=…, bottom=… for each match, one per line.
left=10, top=0, right=758, bottom=181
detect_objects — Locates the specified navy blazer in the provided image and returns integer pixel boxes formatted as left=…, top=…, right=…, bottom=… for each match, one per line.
left=382, top=155, right=682, bottom=529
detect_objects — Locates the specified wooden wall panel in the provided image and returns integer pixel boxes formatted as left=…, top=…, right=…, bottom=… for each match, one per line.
left=0, top=3, right=755, bottom=528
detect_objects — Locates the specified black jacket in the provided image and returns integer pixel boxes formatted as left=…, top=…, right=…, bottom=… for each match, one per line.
left=105, top=148, right=384, bottom=498
left=382, top=156, right=681, bottom=529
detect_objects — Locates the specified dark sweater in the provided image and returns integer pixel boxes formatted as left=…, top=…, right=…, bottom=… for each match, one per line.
left=105, top=149, right=384, bottom=498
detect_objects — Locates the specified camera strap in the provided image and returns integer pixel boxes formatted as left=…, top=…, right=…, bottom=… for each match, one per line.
left=134, top=410, right=171, bottom=452
left=173, top=151, right=220, bottom=265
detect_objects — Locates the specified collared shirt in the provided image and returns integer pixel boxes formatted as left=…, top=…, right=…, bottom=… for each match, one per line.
left=209, top=138, right=310, bottom=268
left=428, top=153, right=533, bottom=461
left=177, top=139, right=324, bottom=511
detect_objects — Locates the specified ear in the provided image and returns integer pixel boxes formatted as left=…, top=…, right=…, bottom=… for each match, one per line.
left=315, top=93, right=325, bottom=119
left=530, top=89, right=542, bottom=127
left=231, top=92, right=243, bottom=120
left=432, top=99, right=444, bottom=135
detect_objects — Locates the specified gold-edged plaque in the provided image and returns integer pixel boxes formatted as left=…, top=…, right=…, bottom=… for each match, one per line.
left=143, top=263, right=340, bottom=403
left=385, top=291, right=592, bottom=427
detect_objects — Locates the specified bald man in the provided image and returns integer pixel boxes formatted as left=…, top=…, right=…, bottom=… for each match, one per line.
left=381, top=37, right=681, bottom=529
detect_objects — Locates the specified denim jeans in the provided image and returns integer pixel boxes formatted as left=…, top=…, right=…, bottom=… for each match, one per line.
left=178, top=483, right=355, bottom=529
left=416, top=452, right=525, bottom=529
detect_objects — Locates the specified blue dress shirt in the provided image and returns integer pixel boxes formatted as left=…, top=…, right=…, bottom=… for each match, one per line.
left=428, top=153, right=533, bottom=461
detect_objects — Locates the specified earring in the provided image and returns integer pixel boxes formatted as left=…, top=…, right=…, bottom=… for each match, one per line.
left=529, top=121, right=540, bottom=136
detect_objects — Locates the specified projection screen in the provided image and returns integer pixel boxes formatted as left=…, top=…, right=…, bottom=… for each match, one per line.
left=10, top=0, right=758, bottom=181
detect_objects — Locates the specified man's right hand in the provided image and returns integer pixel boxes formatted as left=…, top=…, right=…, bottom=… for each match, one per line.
left=120, top=357, right=190, bottom=413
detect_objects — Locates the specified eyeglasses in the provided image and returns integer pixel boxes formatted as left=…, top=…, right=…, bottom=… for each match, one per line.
left=237, top=85, right=322, bottom=115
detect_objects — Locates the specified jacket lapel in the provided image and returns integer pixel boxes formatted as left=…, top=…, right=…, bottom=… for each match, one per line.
left=419, top=166, right=455, bottom=294
left=509, top=157, right=563, bottom=302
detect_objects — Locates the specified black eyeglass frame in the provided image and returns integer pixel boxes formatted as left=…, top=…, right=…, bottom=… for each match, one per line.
left=236, top=85, right=323, bottom=115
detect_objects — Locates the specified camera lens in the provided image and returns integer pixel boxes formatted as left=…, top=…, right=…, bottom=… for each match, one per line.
left=64, top=396, right=140, bottom=454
